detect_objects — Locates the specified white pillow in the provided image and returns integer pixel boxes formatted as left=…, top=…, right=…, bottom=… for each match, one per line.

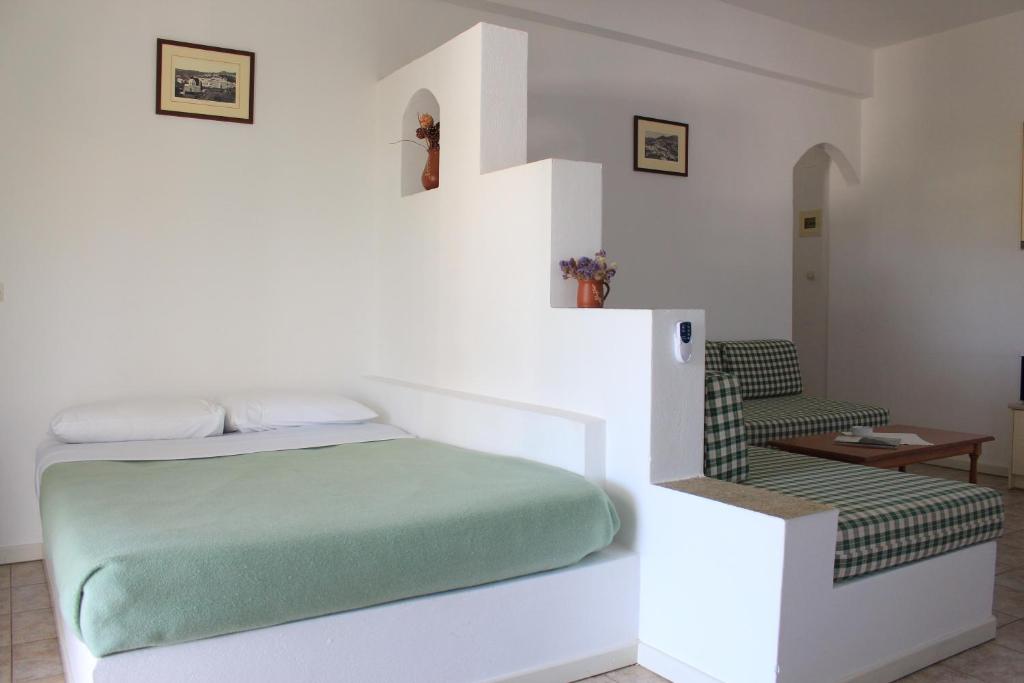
left=51, top=398, right=225, bottom=444
left=219, top=390, right=378, bottom=433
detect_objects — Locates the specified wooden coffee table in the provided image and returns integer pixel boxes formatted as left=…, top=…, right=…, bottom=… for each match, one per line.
left=767, top=424, right=994, bottom=484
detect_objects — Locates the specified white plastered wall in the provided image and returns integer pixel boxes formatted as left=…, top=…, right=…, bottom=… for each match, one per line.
left=380, top=0, right=867, bottom=341
left=520, top=21, right=862, bottom=339
left=829, top=10, right=1024, bottom=474
left=372, top=23, right=813, bottom=683
left=0, top=0, right=383, bottom=560
left=442, top=0, right=873, bottom=96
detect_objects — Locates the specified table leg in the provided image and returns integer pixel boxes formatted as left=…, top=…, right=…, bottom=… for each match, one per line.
left=969, top=444, right=981, bottom=484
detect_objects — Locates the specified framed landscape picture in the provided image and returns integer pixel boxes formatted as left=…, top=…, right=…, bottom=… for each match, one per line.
left=156, top=39, right=255, bottom=124
left=634, top=115, right=688, bottom=177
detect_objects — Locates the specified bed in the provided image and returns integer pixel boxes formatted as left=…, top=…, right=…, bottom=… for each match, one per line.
left=38, top=425, right=619, bottom=659
left=37, top=390, right=638, bottom=683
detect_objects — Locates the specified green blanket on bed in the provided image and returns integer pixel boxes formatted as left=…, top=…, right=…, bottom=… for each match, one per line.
left=40, top=439, right=619, bottom=656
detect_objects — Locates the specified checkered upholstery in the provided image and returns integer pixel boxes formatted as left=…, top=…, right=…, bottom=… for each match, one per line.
left=743, top=394, right=890, bottom=446
left=703, top=370, right=748, bottom=482
left=705, top=341, right=724, bottom=374
left=720, top=340, right=803, bottom=399
left=745, top=447, right=1004, bottom=581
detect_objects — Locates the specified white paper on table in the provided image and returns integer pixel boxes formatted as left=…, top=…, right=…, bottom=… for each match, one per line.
left=837, top=432, right=933, bottom=446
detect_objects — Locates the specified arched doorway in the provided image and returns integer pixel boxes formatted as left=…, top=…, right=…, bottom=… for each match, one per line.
left=792, top=143, right=857, bottom=396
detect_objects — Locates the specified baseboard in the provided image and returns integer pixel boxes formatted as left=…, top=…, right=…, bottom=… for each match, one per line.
left=495, top=644, right=637, bottom=683
left=0, top=543, right=43, bottom=564
left=637, top=643, right=725, bottom=683
left=637, top=619, right=994, bottom=683
left=839, top=617, right=996, bottom=683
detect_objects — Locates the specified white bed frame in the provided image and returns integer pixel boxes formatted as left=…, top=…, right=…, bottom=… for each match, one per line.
left=49, top=378, right=640, bottom=683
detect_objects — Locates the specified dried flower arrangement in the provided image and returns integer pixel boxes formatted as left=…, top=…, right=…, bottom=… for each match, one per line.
left=393, top=113, right=440, bottom=151
left=559, top=250, right=617, bottom=282
left=415, top=113, right=440, bottom=150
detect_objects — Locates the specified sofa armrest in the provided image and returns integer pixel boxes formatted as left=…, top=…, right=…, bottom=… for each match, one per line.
left=704, top=370, right=748, bottom=482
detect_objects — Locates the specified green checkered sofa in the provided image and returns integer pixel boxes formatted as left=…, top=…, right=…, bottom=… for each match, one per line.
left=707, top=339, right=889, bottom=446
left=703, top=371, right=1004, bottom=581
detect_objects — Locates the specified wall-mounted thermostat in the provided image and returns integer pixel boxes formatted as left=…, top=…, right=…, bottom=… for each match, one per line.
left=674, top=321, right=693, bottom=363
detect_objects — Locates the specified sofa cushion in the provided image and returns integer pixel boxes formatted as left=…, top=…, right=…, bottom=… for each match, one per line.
left=703, top=370, right=748, bottom=482
left=745, top=447, right=1004, bottom=581
left=743, top=394, right=889, bottom=446
left=720, top=339, right=802, bottom=399
left=705, top=341, right=724, bottom=373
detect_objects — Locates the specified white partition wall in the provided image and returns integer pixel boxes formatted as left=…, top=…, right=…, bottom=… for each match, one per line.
left=373, top=20, right=696, bottom=541
left=368, top=23, right=995, bottom=683
left=370, top=23, right=790, bottom=682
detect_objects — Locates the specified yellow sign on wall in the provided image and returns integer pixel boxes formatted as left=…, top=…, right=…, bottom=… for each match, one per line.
left=799, top=209, right=823, bottom=238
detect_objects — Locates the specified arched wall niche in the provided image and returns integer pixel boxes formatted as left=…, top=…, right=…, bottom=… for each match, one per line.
left=401, top=89, right=441, bottom=197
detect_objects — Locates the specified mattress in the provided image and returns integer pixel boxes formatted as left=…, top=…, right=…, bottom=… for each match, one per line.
left=745, top=447, right=1003, bottom=580
left=39, top=437, right=619, bottom=656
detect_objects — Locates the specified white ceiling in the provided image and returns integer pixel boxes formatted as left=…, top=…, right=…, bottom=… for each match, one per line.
left=718, top=0, right=1024, bottom=47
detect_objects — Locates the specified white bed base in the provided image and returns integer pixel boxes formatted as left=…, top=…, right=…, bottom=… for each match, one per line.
left=50, top=377, right=640, bottom=683
left=49, top=546, right=638, bottom=683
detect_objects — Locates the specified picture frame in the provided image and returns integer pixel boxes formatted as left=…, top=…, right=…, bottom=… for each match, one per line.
left=634, top=115, right=688, bottom=177
left=799, top=209, right=823, bottom=238
left=156, top=39, right=255, bottom=124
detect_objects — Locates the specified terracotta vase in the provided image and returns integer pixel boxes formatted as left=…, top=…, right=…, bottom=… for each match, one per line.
left=422, top=146, right=440, bottom=191
left=577, top=279, right=610, bottom=308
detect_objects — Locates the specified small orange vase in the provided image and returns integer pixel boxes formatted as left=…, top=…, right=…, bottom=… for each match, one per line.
left=422, top=146, right=440, bottom=191
left=577, top=279, right=610, bottom=308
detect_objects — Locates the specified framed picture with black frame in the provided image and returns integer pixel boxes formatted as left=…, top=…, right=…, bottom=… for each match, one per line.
left=156, top=38, right=255, bottom=124
left=634, top=115, right=688, bottom=177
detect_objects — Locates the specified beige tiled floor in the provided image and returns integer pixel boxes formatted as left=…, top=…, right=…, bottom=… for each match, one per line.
left=0, top=560, right=62, bottom=683
left=2, top=464, right=1021, bottom=683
